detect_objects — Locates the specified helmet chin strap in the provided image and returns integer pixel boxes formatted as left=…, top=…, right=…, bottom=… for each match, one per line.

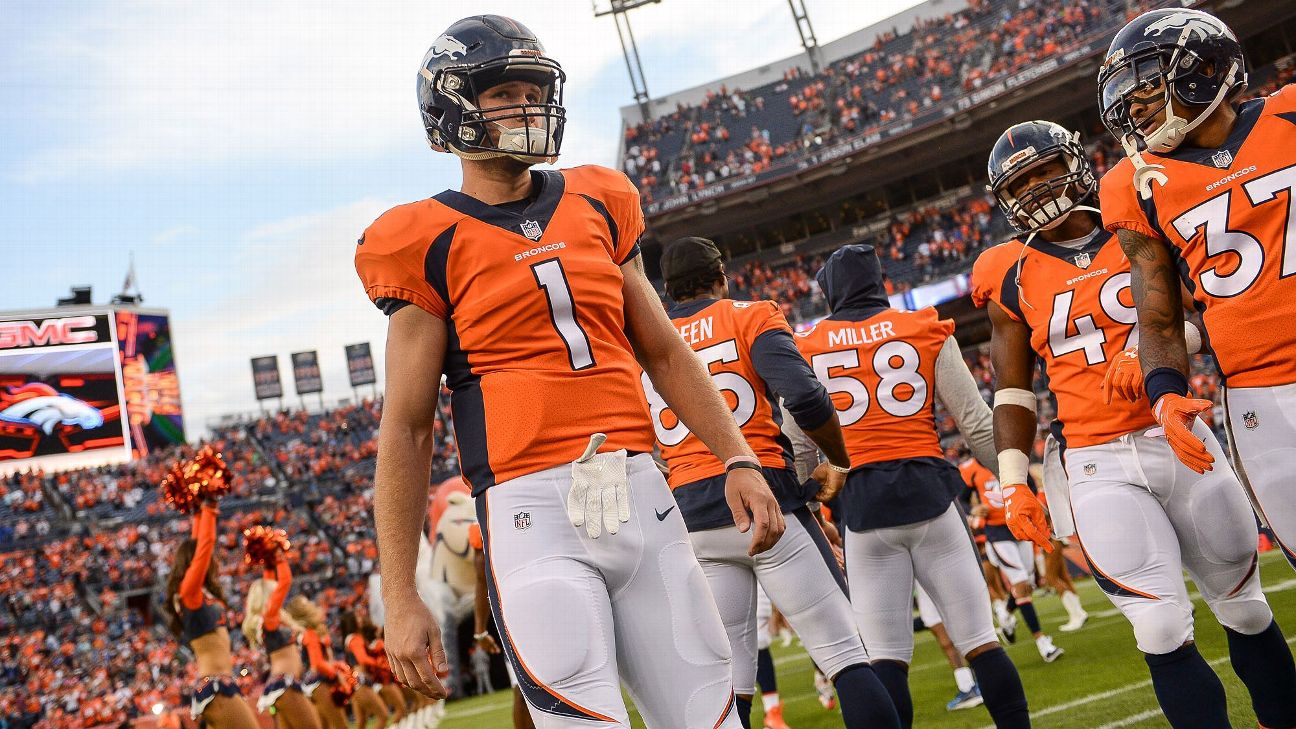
left=1127, top=59, right=1242, bottom=199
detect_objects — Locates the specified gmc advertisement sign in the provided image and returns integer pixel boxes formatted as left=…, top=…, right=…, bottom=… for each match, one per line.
left=0, top=315, right=111, bottom=350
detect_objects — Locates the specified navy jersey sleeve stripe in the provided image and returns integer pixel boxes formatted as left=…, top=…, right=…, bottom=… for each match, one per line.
left=423, top=224, right=457, bottom=315
left=750, top=329, right=835, bottom=431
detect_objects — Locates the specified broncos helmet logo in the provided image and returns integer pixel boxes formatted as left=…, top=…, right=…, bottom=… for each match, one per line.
left=430, top=34, right=469, bottom=60
left=1144, top=11, right=1233, bottom=43
left=0, top=383, right=105, bottom=435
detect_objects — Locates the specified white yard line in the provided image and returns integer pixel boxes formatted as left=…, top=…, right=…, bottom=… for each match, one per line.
left=1094, top=708, right=1164, bottom=728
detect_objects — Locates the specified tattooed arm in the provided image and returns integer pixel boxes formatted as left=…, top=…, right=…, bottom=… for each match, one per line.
left=1116, top=228, right=1189, bottom=377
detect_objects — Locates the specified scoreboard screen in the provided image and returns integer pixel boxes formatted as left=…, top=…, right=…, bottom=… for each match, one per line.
left=0, top=307, right=185, bottom=472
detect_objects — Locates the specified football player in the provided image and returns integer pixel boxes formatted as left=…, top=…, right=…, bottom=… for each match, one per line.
left=1099, top=7, right=1296, bottom=574
left=649, top=236, right=900, bottom=729
left=796, top=244, right=1031, bottom=729
left=974, top=118, right=1296, bottom=728
left=957, top=450, right=1064, bottom=660
left=359, top=16, right=784, bottom=728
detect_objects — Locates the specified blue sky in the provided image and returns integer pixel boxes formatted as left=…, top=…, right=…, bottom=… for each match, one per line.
left=0, top=0, right=922, bottom=436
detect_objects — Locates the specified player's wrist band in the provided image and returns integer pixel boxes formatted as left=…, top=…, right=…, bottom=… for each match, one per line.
left=824, top=462, right=850, bottom=474
left=1145, top=367, right=1189, bottom=408
left=473, top=631, right=491, bottom=640
left=725, top=456, right=762, bottom=474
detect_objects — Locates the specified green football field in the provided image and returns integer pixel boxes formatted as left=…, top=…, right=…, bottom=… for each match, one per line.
left=439, top=550, right=1296, bottom=728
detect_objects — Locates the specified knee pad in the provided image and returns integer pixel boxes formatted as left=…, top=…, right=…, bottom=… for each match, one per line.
left=661, top=541, right=734, bottom=667
left=1132, top=602, right=1195, bottom=655
left=500, top=573, right=604, bottom=689
left=1211, top=596, right=1274, bottom=637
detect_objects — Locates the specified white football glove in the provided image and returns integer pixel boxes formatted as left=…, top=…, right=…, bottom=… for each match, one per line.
left=567, top=433, right=631, bottom=538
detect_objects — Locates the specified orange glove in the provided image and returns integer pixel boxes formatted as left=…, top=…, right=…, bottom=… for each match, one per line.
left=1152, top=394, right=1215, bottom=474
left=1102, top=347, right=1144, bottom=404
left=1002, top=483, right=1053, bottom=552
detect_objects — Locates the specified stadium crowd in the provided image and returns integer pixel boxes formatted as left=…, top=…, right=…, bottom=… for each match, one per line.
left=622, top=0, right=1171, bottom=201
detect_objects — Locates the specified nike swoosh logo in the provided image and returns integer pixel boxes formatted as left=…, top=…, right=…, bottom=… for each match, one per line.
left=655, top=505, right=676, bottom=521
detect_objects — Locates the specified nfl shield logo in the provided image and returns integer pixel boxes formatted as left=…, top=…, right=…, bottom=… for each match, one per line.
left=1073, top=252, right=1092, bottom=269
left=514, top=511, right=532, bottom=530
left=1243, top=411, right=1259, bottom=430
left=1211, top=149, right=1233, bottom=169
left=1084, top=463, right=1097, bottom=476
left=520, top=220, right=543, bottom=241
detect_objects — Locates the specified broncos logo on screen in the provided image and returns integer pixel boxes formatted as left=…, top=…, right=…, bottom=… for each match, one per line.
left=431, top=34, right=469, bottom=60
left=1145, top=11, right=1232, bottom=43
left=0, top=383, right=105, bottom=435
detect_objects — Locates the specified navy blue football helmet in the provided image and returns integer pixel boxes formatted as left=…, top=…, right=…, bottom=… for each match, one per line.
left=417, top=15, right=566, bottom=163
left=1097, top=8, right=1246, bottom=154
left=987, top=121, right=1096, bottom=234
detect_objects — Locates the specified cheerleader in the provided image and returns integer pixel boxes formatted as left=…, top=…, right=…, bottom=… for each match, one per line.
left=286, top=595, right=352, bottom=729
left=241, top=528, right=321, bottom=729
left=340, top=610, right=391, bottom=729
left=164, top=498, right=258, bottom=729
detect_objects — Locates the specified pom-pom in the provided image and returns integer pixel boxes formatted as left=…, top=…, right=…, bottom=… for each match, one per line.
left=159, top=446, right=231, bottom=514
left=185, top=445, right=230, bottom=500
left=330, top=662, right=356, bottom=706
left=242, top=525, right=291, bottom=566
left=160, top=463, right=199, bottom=514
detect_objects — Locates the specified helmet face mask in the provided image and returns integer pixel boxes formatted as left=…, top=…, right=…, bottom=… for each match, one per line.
left=987, top=122, right=1097, bottom=235
left=418, top=16, right=567, bottom=164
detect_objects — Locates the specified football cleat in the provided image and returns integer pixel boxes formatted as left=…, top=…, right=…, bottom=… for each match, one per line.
left=814, top=670, right=836, bottom=710
left=1037, top=635, right=1065, bottom=663
left=997, top=612, right=1018, bottom=644
left=762, top=703, right=791, bottom=729
left=947, top=685, right=984, bottom=711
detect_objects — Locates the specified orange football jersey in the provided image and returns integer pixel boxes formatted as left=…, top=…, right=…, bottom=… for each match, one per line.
left=1101, top=86, right=1296, bottom=388
left=795, top=307, right=952, bottom=466
left=645, top=299, right=794, bottom=488
left=958, top=457, right=1003, bottom=527
left=971, top=231, right=1156, bottom=448
left=355, top=165, right=655, bottom=493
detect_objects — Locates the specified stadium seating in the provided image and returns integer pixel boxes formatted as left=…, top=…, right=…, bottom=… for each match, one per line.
left=622, top=0, right=1173, bottom=202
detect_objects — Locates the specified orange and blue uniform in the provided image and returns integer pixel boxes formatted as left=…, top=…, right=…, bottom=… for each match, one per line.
left=645, top=298, right=835, bottom=530
left=179, top=505, right=226, bottom=643
left=355, top=166, right=655, bottom=493
left=261, top=560, right=293, bottom=654
left=970, top=231, right=1156, bottom=449
left=1100, top=86, right=1296, bottom=388
left=796, top=302, right=960, bottom=531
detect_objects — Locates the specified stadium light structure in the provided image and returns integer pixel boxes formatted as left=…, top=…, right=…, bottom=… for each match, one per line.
left=593, top=0, right=660, bottom=124
left=787, top=0, right=823, bottom=74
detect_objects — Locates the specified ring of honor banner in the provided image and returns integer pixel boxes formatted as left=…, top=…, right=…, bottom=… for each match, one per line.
left=291, top=351, right=323, bottom=395
left=345, top=343, right=376, bottom=387
left=251, top=356, right=283, bottom=400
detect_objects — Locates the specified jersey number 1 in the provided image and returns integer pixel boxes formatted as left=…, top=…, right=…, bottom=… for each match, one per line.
left=531, top=259, right=595, bottom=370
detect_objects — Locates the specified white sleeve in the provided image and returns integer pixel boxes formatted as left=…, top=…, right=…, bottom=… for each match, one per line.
left=779, top=400, right=821, bottom=482
left=933, top=336, right=999, bottom=477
